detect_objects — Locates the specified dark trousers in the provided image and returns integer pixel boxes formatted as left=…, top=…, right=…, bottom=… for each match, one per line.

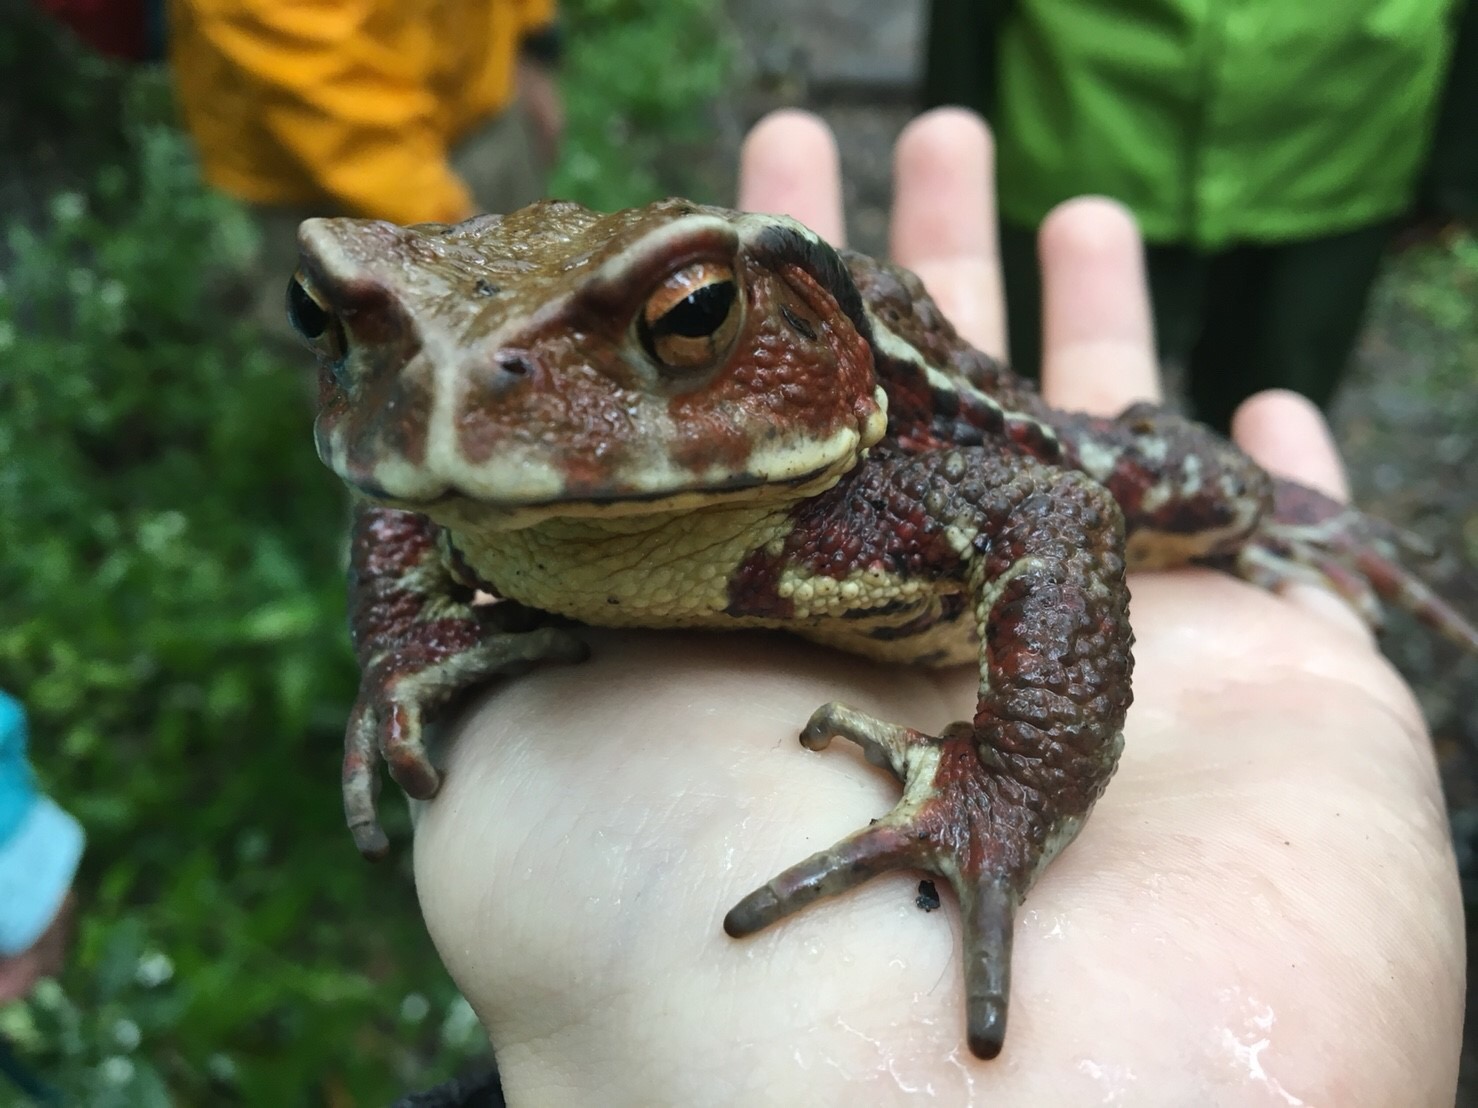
left=999, top=219, right=1392, bottom=433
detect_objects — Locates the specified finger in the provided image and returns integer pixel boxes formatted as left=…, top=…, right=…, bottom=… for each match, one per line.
left=890, top=108, right=1004, bottom=355
left=738, top=110, right=846, bottom=246
left=1231, top=390, right=1350, bottom=501
left=1038, top=198, right=1160, bottom=415
left=1232, top=390, right=1367, bottom=641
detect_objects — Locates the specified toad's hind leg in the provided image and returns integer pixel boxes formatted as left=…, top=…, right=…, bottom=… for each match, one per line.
left=1051, top=403, right=1477, bottom=648
left=723, top=450, right=1134, bottom=1060
left=1228, top=478, right=1478, bottom=649
left=725, top=707, right=1024, bottom=1057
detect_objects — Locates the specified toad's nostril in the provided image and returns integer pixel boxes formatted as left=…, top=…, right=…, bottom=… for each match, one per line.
left=497, top=353, right=531, bottom=378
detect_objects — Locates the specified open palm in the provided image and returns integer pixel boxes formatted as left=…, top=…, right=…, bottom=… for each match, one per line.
left=410, top=112, right=1463, bottom=1106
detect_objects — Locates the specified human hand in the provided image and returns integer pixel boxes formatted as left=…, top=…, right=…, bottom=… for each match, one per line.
left=0, top=891, right=74, bottom=1004
left=411, top=110, right=1463, bottom=1104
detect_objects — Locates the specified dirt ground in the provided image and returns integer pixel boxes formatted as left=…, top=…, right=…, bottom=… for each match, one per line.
left=711, top=0, right=1478, bottom=1095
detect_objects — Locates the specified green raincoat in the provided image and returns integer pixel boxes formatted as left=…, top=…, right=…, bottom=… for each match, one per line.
left=927, top=0, right=1474, bottom=248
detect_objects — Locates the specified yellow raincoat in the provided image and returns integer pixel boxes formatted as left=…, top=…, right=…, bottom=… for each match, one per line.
left=169, top=0, right=556, bottom=225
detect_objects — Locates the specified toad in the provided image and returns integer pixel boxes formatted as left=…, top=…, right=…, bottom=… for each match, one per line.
left=289, top=199, right=1477, bottom=1059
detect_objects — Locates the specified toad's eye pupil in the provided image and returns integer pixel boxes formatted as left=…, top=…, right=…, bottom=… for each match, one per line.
left=287, top=277, right=329, bottom=340
left=654, top=280, right=736, bottom=338
left=638, top=265, right=741, bottom=371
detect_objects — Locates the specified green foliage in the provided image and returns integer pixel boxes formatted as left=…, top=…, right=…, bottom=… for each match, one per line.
left=1, top=0, right=728, bottom=1102
left=1, top=119, right=479, bottom=1103
left=1377, top=231, right=1478, bottom=401
left=553, top=0, right=732, bottom=207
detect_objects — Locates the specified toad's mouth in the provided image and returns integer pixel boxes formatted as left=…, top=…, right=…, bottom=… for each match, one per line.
left=341, top=460, right=849, bottom=527
left=318, top=385, right=890, bottom=523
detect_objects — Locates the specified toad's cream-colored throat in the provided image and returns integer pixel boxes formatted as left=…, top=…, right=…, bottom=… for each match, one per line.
left=438, top=496, right=979, bottom=666
left=445, top=500, right=790, bottom=626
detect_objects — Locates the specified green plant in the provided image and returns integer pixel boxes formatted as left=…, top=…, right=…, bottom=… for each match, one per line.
left=1, top=120, right=480, bottom=1101
left=1373, top=231, right=1478, bottom=402
left=553, top=0, right=733, bottom=207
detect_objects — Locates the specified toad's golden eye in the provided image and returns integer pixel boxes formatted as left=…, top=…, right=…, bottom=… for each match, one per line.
left=287, top=271, right=348, bottom=366
left=637, top=261, right=741, bottom=373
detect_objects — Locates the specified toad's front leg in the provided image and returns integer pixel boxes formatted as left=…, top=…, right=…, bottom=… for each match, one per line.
left=344, top=503, right=588, bottom=857
left=724, top=448, right=1134, bottom=1059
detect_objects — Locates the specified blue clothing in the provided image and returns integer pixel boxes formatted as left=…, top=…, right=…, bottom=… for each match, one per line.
left=0, top=692, right=83, bottom=957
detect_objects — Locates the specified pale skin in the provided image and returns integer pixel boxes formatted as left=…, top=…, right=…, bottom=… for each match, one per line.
left=410, top=110, right=1464, bottom=1105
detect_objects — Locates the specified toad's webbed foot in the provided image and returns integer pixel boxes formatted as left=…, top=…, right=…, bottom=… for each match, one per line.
left=344, top=624, right=589, bottom=858
left=725, top=702, right=1065, bottom=1060
left=1224, top=478, right=1478, bottom=650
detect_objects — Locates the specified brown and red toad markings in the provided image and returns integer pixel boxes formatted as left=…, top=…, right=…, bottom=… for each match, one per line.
left=307, top=267, right=431, bottom=480
left=1264, top=477, right=1347, bottom=528
left=349, top=504, right=482, bottom=670
left=726, top=450, right=968, bottom=620
left=667, top=261, right=879, bottom=475
left=454, top=342, right=641, bottom=490
left=725, top=544, right=794, bottom=620
left=847, top=255, right=1046, bottom=418
left=970, top=471, right=1133, bottom=789
left=923, top=729, right=1041, bottom=882
left=1050, top=407, right=1269, bottom=551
